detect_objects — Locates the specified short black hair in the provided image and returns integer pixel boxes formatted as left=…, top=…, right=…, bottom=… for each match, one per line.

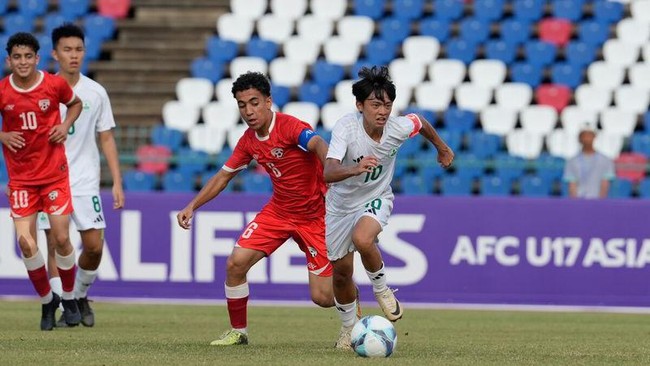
left=6, top=32, right=39, bottom=56
left=352, top=66, right=396, bottom=103
left=231, top=72, right=271, bottom=98
left=52, top=23, right=85, bottom=48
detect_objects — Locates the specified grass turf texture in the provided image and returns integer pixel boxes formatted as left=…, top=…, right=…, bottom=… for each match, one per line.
left=1, top=301, right=649, bottom=365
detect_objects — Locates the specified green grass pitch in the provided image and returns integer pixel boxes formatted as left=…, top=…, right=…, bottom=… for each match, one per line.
left=1, top=300, right=649, bottom=365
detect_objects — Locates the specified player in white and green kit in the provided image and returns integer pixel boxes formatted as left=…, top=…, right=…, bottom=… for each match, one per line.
left=39, top=23, right=124, bottom=327
left=324, top=66, right=454, bottom=349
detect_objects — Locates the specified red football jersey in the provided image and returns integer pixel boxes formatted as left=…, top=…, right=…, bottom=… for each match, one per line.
left=224, top=112, right=326, bottom=219
left=0, top=71, right=75, bottom=185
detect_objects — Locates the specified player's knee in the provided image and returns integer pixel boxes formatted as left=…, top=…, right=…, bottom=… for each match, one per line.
left=351, top=233, right=374, bottom=252
left=333, top=268, right=352, bottom=288
left=225, top=256, right=248, bottom=277
left=17, top=234, right=37, bottom=256
left=311, top=290, right=334, bottom=308
left=51, top=231, right=70, bottom=247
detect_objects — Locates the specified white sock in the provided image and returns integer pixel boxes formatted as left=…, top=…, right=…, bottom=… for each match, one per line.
left=334, top=298, right=357, bottom=327
left=74, top=267, right=97, bottom=299
left=49, top=277, right=64, bottom=310
left=365, top=262, right=388, bottom=294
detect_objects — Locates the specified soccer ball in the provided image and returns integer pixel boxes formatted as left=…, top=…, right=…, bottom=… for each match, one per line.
left=351, top=315, right=397, bottom=357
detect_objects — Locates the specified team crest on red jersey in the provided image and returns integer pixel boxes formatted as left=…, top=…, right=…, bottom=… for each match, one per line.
left=48, top=190, right=58, bottom=201
left=38, top=99, right=50, bottom=111
left=270, top=147, right=284, bottom=158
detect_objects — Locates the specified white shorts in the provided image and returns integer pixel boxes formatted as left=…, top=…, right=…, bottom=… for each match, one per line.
left=326, top=196, right=393, bottom=261
left=38, top=195, right=107, bottom=231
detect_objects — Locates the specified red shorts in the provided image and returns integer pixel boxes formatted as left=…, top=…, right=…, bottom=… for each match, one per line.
left=237, top=205, right=332, bottom=277
left=7, top=177, right=73, bottom=218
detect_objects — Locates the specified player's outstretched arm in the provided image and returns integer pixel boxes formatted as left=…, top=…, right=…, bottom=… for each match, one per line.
left=306, top=134, right=329, bottom=165
left=176, top=168, right=237, bottom=229
left=99, top=130, right=124, bottom=209
left=417, top=114, right=454, bottom=168
left=323, top=156, right=378, bottom=183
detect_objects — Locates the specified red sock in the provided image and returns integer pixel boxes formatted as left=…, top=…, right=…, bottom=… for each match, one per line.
left=27, top=266, right=51, bottom=297
left=227, top=297, right=248, bottom=329
left=58, top=265, right=76, bottom=293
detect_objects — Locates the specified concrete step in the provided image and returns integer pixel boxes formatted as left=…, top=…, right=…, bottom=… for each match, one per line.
left=111, top=49, right=202, bottom=62
left=135, top=7, right=223, bottom=25
left=95, top=70, right=187, bottom=84
left=91, top=60, right=190, bottom=72
left=117, top=30, right=214, bottom=43
left=132, top=0, right=228, bottom=7
left=102, top=40, right=207, bottom=52
left=115, top=114, right=161, bottom=127
left=116, top=19, right=216, bottom=33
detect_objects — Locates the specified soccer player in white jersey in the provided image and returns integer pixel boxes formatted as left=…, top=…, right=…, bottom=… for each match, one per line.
left=324, top=66, right=454, bottom=349
left=39, top=23, right=125, bottom=327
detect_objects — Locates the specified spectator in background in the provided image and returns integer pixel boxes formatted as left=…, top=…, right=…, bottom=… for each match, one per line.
left=563, top=124, right=615, bottom=198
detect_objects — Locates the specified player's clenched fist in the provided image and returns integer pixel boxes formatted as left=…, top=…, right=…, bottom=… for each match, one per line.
left=0, top=131, right=25, bottom=153
left=177, top=206, right=194, bottom=230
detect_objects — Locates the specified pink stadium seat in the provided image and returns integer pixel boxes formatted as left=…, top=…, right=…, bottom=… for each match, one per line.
left=538, top=18, right=572, bottom=46
left=535, top=84, right=571, bottom=112
left=615, top=153, right=647, bottom=183
left=97, top=0, right=130, bottom=19
left=136, top=145, right=172, bottom=174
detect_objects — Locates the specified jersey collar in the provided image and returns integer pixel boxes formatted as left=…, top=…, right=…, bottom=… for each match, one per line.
left=10, top=70, right=44, bottom=93
left=255, top=111, right=276, bottom=141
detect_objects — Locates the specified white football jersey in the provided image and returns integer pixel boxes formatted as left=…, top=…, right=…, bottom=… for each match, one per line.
left=326, top=112, right=421, bottom=215
left=61, top=74, right=116, bottom=196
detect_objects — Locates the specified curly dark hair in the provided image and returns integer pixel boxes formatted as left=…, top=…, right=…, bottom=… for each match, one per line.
left=52, top=23, right=85, bottom=48
left=231, top=72, right=271, bottom=97
left=352, top=66, right=396, bottom=103
left=6, top=32, right=39, bottom=56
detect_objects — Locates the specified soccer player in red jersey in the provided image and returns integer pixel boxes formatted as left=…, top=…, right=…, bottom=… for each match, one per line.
left=0, top=32, right=83, bottom=330
left=177, top=72, right=333, bottom=346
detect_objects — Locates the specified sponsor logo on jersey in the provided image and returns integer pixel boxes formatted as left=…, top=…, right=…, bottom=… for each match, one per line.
left=389, top=148, right=397, bottom=157
left=4, top=104, right=14, bottom=111
left=48, top=190, right=59, bottom=201
left=270, top=148, right=284, bottom=159
left=308, top=246, right=317, bottom=258
left=38, top=99, right=50, bottom=111
left=353, top=156, right=364, bottom=163
left=83, top=101, right=91, bottom=110
left=49, top=205, right=59, bottom=211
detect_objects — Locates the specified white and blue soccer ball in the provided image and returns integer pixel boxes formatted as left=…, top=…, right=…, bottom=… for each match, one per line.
left=351, top=315, right=397, bottom=357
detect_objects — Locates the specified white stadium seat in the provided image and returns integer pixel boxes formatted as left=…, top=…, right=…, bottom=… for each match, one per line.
left=594, top=132, right=625, bottom=159
left=455, top=83, right=492, bottom=112
left=392, top=83, right=413, bottom=114
left=324, top=37, right=362, bottom=66
left=162, top=101, right=201, bottom=132
left=227, top=124, right=249, bottom=149
left=270, top=0, right=307, bottom=20
left=506, top=129, right=544, bottom=159
left=575, top=84, right=612, bottom=112
left=230, top=0, right=267, bottom=20
left=587, top=61, right=625, bottom=91
left=283, top=36, right=321, bottom=64
left=175, top=78, right=213, bottom=108
left=334, top=80, right=356, bottom=106
left=520, top=105, right=557, bottom=136
left=202, top=102, right=240, bottom=130
left=257, top=14, right=294, bottom=44
left=480, top=106, right=518, bottom=136
left=229, top=56, right=267, bottom=79
left=269, top=57, right=307, bottom=87
left=495, top=83, right=533, bottom=111
left=188, top=125, right=227, bottom=154
left=468, top=59, right=507, bottom=89
left=614, top=85, right=650, bottom=114
left=560, top=106, right=599, bottom=136
left=215, top=78, right=234, bottom=102
left=402, top=36, right=440, bottom=65
left=428, top=59, right=466, bottom=88
left=414, top=83, right=453, bottom=112
left=629, top=63, right=650, bottom=91
left=600, top=107, right=638, bottom=137
left=297, top=15, right=333, bottom=44
left=311, top=0, right=346, bottom=20
left=546, top=129, right=581, bottom=159
left=389, top=58, right=426, bottom=87
left=321, top=102, right=356, bottom=130
left=282, top=102, right=320, bottom=128
left=644, top=43, right=650, bottom=63
left=336, top=16, right=375, bottom=45
left=616, top=18, right=650, bottom=46
left=631, top=0, right=650, bottom=24
left=217, top=14, right=254, bottom=43
left=602, top=39, right=640, bottom=67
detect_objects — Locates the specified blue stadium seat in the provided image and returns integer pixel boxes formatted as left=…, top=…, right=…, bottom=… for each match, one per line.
left=419, top=155, right=446, bottom=180
left=499, top=18, right=531, bottom=45
left=364, top=38, right=398, bottom=66
left=593, top=0, right=624, bottom=23
left=392, top=0, right=424, bottom=20
left=37, top=34, right=53, bottom=60
left=577, top=19, right=610, bottom=46
left=0, top=0, right=8, bottom=15
left=608, top=178, right=633, bottom=198
left=123, top=171, right=157, bottom=192
left=175, top=148, right=210, bottom=176
left=208, top=36, right=239, bottom=63
left=524, top=41, right=557, bottom=66
left=43, top=12, right=75, bottom=36
left=512, top=0, right=544, bottom=22
left=510, top=62, right=543, bottom=88
left=190, top=58, right=223, bottom=83
left=163, top=171, right=196, bottom=192
left=271, top=84, right=291, bottom=108
left=200, top=171, right=234, bottom=191
left=315, top=127, right=332, bottom=143
left=379, top=17, right=411, bottom=44
left=3, top=13, right=35, bottom=34
left=479, top=175, right=511, bottom=196
left=564, top=41, right=596, bottom=67
left=644, top=112, right=650, bottom=132
left=151, top=125, right=184, bottom=153
left=244, top=37, right=278, bottom=63
left=353, top=0, right=386, bottom=20
left=484, top=39, right=517, bottom=65
left=401, top=174, right=432, bottom=195
left=440, top=175, right=473, bottom=196
left=312, top=60, right=345, bottom=87
left=519, top=175, right=551, bottom=197
left=18, top=0, right=47, bottom=17
left=631, top=133, right=650, bottom=156
left=445, top=38, right=477, bottom=64
left=454, top=153, right=485, bottom=179
left=399, top=136, right=423, bottom=157
left=436, top=129, right=462, bottom=152
left=351, top=59, right=375, bottom=80
left=535, top=154, right=565, bottom=183
left=0, top=159, right=7, bottom=185
left=551, top=63, right=583, bottom=89
left=459, top=17, right=491, bottom=44
left=59, top=0, right=91, bottom=19
left=473, top=0, right=505, bottom=21
left=298, top=82, right=332, bottom=107
left=434, top=0, right=464, bottom=20
left=638, top=178, right=650, bottom=199
left=493, top=153, right=527, bottom=183
left=467, top=131, right=501, bottom=159
left=83, top=14, right=116, bottom=41
left=552, top=0, right=583, bottom=22
left=83, top=36, right=103, bottom=61
left=402, top=106, right=436, bottom=126
left=419, top=17, right=451, bottom=42
left=443, top=107, right=476, bottom=133
left=242, top=172, right=273, bottom=193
